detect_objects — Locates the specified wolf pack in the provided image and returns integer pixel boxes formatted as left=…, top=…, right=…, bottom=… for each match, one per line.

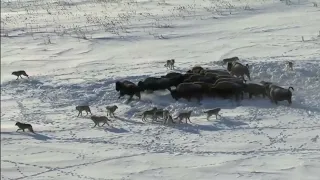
left=12, top=57, right=295, bottom=133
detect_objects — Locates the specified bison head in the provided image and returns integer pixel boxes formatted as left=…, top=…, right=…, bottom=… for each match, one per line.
left=137, top=81, right=145, bottom=91
left=169, top=89, right=180, bottom=101
left=115, top=81, right=122, bottom=91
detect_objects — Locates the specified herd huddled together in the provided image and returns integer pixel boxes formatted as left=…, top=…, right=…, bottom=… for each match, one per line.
left=115, top=57, right=294, bottom=105
left=11, top=57, right=295, bottom=131
left=108, top=57, right=295, bottom=126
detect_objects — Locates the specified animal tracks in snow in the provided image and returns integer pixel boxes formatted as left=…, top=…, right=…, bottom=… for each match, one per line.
left=2, top=0, right=320, bottom=179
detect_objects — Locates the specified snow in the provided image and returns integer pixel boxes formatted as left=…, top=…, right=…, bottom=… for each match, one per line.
left=1, top=0, right=320, bottom=179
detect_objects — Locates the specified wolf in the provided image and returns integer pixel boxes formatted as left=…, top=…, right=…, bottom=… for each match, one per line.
left=286, top=61, right=293, bottom=71
left=151, top=109, right=171, bottom=123
left=12, top=70, right=29, bottom=80
left=15, top=122, right=35, bottom=133
left=141, top=107, right=158, bottom=122
left=165, top=114, right=175, bottom=124
left=164, top=59, right=175, bottom=70
left=162, top=110, right=175, bottom=124
left=106, top=105, right=118, bottom=118
left=151, top=109, right=162, bottom=122
left=175, top=110, right=192, bottom=124
left=90, top=115, right=110, bottom=128
left=203, top=108, right=222, bottom=120
left=76, top=105, right=92, bottom=117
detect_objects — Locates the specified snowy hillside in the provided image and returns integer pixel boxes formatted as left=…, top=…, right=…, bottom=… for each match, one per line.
left=1, top=0, right=320, bottom=179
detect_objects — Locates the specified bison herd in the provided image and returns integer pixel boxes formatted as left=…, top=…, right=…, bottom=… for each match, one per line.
left=115, top=58, right=295, bottom=105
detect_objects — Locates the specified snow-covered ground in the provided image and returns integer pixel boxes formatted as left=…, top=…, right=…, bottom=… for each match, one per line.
left=1, top=0, right=320, bottom=179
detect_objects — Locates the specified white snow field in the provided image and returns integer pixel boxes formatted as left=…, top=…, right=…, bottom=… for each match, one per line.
left=1, top=0, right=320, bottom=179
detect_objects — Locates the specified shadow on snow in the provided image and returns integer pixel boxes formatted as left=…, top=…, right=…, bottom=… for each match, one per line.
left=1, top=131, right=52, bottom=141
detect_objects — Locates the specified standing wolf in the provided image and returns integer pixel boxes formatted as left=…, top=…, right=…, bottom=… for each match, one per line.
left=106, top=105, right=118, bottom=117
left=12, top=70, right=29, bottom=80
left=162, top=110, right=175, bottom=124
left=286, top=61, right=294, bottom=71
left=203, top=108, right=222, bottom=120
left=76, top=105, right=92, bottom=117
left=164, top=59, right=175, bottom=70
left=141, top=107, right=158, bottom=122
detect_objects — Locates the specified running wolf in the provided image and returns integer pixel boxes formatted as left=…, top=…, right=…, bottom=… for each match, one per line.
left=175, top=110, right=192, bottom=124
left=90, top=115, right=111, bottom=128
left=15, top=122, right=35, bottom=133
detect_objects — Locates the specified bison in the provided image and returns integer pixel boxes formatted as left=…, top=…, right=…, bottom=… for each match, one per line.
left=265, top=84, right=294, bottom=105
left=115, top=80, right=141, bottom=101
left=227, top=62, right=251, bottom=81
left=169, top=83, right=205, bottom=103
